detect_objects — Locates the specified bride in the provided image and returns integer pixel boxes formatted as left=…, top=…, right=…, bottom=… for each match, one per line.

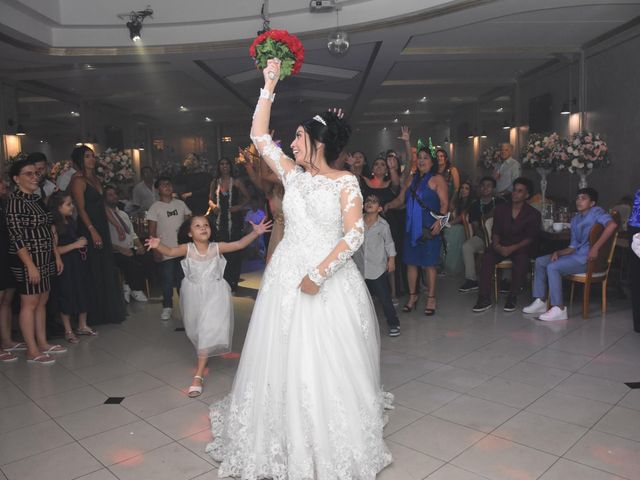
left=206, top=58, right=392, bottom=479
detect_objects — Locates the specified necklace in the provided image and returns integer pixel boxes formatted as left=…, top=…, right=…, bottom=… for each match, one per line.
left=215, top=178, right=233, bottom=237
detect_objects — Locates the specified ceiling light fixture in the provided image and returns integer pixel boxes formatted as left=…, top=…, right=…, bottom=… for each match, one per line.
left=222, top=136, right=232, bottom=143
left=16, top=124, right=26, bottom=136
left=179, top=105, right=189, bottom=112
left=560, top=102, right=570, bottom=115
left=392, top=118, right=398, bottom=123
left=204, top=116, right=213, bottom=122
left=70, top=111, right=80, bottom=117
left=480, top=130, right=488, bottom=139
left=419, top=96, right=428, bottom=103
left=327, top=3, right=349, bottom=56
left=502, top=120, right=511, bottom=130
left=496, top=107, right=504, bottom=113
left=118, top=6, right=153, bottom=42
left=404, top=109, right=410, bottom=114
left=443, top=137, right=450, bottom=143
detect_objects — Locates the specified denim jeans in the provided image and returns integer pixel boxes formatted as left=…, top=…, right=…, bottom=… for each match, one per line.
left=533, top=254, right=585, bottom=306
left=159, top=257, right=183, bottom=308
left=365, top=271, right=399, bottom=328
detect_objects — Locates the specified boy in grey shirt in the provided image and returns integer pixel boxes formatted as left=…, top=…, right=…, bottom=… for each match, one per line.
left=354, top=194, right=400, bottom=336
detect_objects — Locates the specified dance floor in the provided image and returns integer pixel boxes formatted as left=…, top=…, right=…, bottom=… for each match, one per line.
left=1, top=268, right=639, bottom=480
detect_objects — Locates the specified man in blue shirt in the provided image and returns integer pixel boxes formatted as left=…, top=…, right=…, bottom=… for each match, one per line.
left=523, top=188, right=617, bottom=321
left=628, top=188, right=640, bottom=332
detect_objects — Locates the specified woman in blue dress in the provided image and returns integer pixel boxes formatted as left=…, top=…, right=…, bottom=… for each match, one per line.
left=385, top=127, right=448, bottom=315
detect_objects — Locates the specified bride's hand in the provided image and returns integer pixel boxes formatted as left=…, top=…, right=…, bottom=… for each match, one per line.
left=263, top=58, right=281, bottom=89
left=299, top=275, right=320, bottom=295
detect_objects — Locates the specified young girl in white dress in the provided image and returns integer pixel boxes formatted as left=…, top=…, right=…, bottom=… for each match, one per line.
left=145, top=215, right=272, bottom=397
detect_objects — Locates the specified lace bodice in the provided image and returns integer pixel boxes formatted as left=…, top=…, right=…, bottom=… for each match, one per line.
left=181, top=242, right=226, bottom=283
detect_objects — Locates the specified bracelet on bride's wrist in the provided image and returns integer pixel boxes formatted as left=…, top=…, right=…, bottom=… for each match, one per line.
left=307, top=268, right=325, bottom=287
left=259, top=88, right=275, bottom=102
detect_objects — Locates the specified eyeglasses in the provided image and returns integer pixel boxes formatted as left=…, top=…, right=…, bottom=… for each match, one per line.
left=19, top=171, right=38, bottom=178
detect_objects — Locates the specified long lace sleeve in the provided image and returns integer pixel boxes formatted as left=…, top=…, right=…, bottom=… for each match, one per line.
left=250, top=88, right=297, bottom=184
left=309, top=175, right=364, bottom=285
left=249, top=132, right=296, bottom=184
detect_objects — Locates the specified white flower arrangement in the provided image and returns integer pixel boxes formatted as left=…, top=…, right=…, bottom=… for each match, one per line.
left=480, top=145, right=500, bottom=169
left=565, top=131, right=610, bottom=173
left=521, top=133, right=568, bottom=171
left=96, top=148, right=134, bottom=185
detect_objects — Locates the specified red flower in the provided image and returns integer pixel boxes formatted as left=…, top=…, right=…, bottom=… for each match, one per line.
left=249, top=29, right=305, bottom=78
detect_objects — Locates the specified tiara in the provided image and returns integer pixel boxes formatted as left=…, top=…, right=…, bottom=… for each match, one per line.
left=313, top=115, right=327, bottom=126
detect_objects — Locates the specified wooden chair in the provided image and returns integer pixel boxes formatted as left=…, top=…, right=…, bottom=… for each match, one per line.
left=565, top=222, right=618, bottom=319
left=461, top=212, right=474, bottom=240
left=483, top=216, right=513, bottom=300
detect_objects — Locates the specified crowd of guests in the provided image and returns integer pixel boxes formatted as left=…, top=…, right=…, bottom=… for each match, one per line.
left=1, top=132, right=638, bottom=364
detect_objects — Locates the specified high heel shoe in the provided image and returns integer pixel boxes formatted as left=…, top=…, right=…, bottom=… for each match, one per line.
left=424, top=295, right=436, bottom=316
left=402, top=292, right=418, bottom=312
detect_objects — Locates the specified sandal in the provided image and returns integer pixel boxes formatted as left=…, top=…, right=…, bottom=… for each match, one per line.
left=4, top=342, right=27, bottom=352
left=402, top=292, right=419, bottom=313
left=65, top=331, right=80, bottom=344
left=27, top=354, right=56, bottom=365
left=424, top=295, right=436, bottom=316
left=0, top=351, right=18, bottom=363
left=42, top=345, right=67, bottom=355
left=75, top=327, right=98, bottom=336
left=188, top=376, right=204, bottom=398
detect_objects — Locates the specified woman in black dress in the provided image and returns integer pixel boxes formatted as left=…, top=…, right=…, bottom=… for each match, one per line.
left=5, top=158, right=65, bottom=364
left=69, top=145, right=126, bottom=325
left=208, top=157, right=250, bottom=292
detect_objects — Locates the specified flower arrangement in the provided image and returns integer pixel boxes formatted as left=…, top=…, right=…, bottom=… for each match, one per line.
left=521, top=133, right=568, bottom=171
left=183, top=153, right=212, bottom=174
left=249, top=29, right=304, bottom=80
left=480, top=145, right=500, bottom=169
left=49, top=160, right=74, bottom=182
left=156, top=158, right=181, bottom=177
left=566, top=131, right=610, bottom=173
left=96, top=148, right=134, bottom=185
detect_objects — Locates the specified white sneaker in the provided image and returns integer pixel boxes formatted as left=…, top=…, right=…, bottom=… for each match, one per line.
left=539, top=306, right=568, bottom=321
left=131, top=290, right=148, bottom=302
left=123, top=284, right=131, bottom=304
left=523, top=298, right=547, bottom=314
left=160, top=307, right=173, bottom=321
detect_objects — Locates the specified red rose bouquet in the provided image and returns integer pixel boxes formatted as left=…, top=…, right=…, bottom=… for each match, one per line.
left=249, top=29, right=304, bottom=80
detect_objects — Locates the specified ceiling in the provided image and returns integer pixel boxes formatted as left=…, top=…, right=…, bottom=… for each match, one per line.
left=1, top=0, right=639, bottom=142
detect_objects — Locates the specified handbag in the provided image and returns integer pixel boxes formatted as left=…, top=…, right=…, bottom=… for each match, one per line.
left=408, top=181, right=450, bottom=244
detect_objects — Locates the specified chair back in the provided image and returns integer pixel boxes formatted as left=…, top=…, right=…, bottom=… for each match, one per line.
left=585, top=223, right=618, bottom=278
left=482, top=216, right=494, bottom=248
left=462, top=213, right=474, bottom=240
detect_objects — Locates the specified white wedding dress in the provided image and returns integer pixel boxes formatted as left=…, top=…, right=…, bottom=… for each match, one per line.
left=206, top=134, right=392, bottom=479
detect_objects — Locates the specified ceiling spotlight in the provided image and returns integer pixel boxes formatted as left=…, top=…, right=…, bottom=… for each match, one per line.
left=138, top=143, right=145, bottom=151
left=16, top=124, right=26, bottom=136
left=467, top=131, right=476, bottom=139
left=382, top=127, right=387, bottom=131
left=501, top=120, right=511, bottom=130
left=70, top=111, right=80, bottom=117
left=204, top=116, right=213, bottom=122
left=392, top=118, right=398, bottom=123
left=496, top=107, right=504, bottom=113
left=119, top=6, right=153, bottom=43
left=419, top=96, right=428, bottom=103
left=404, top=109, right=410, bottom=114
left=480, top=130, right=488, bottom=139
left=221, top=136, right=232, bottom=143
left=560, top=102, right=570, bottom=115
left=179, top=105, right=189, bottom=112
left=327, top=6, right=349, bottom=55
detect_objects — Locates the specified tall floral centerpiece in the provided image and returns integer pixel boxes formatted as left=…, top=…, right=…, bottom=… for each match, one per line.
left=49, top=160, right=74, bottom=183
left=183, top=153, right=212, bottom=174
left=96, top=149, right=134, bottom=187
left=566, top=131, right=610, bottom=188
left=480, top=145, right=500, bottom=170
left=521, top=133, right=567, bottom=208
left=250, top=29, right=304, bottom=80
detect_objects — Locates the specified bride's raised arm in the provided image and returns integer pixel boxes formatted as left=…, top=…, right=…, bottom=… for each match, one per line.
left=308, top=174, right=364, bottom=286
left=250, top=59, right=296, bottom=183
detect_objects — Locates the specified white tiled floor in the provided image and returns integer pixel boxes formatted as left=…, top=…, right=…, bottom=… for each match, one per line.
left=1, top=270, right=639, bottom=480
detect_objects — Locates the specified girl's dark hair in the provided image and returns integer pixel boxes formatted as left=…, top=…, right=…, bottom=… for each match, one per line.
left=215, top=157, right=235, bottom=179
left=178, top=215, right=214, bottom=244
left=436, top=148, right=451, bottom=171
left=47, top=191, right=72, bottom=231
left=9, top=158, right=36, bottom=184
left=70, top=145, right=95, bottom=171
left=453, top=180, right=474, bottom=215
left=301, top=111, right=351, bottom=167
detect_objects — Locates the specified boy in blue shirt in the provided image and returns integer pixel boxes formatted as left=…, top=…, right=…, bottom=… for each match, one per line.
left=523, top=188, right=617, bottom=321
